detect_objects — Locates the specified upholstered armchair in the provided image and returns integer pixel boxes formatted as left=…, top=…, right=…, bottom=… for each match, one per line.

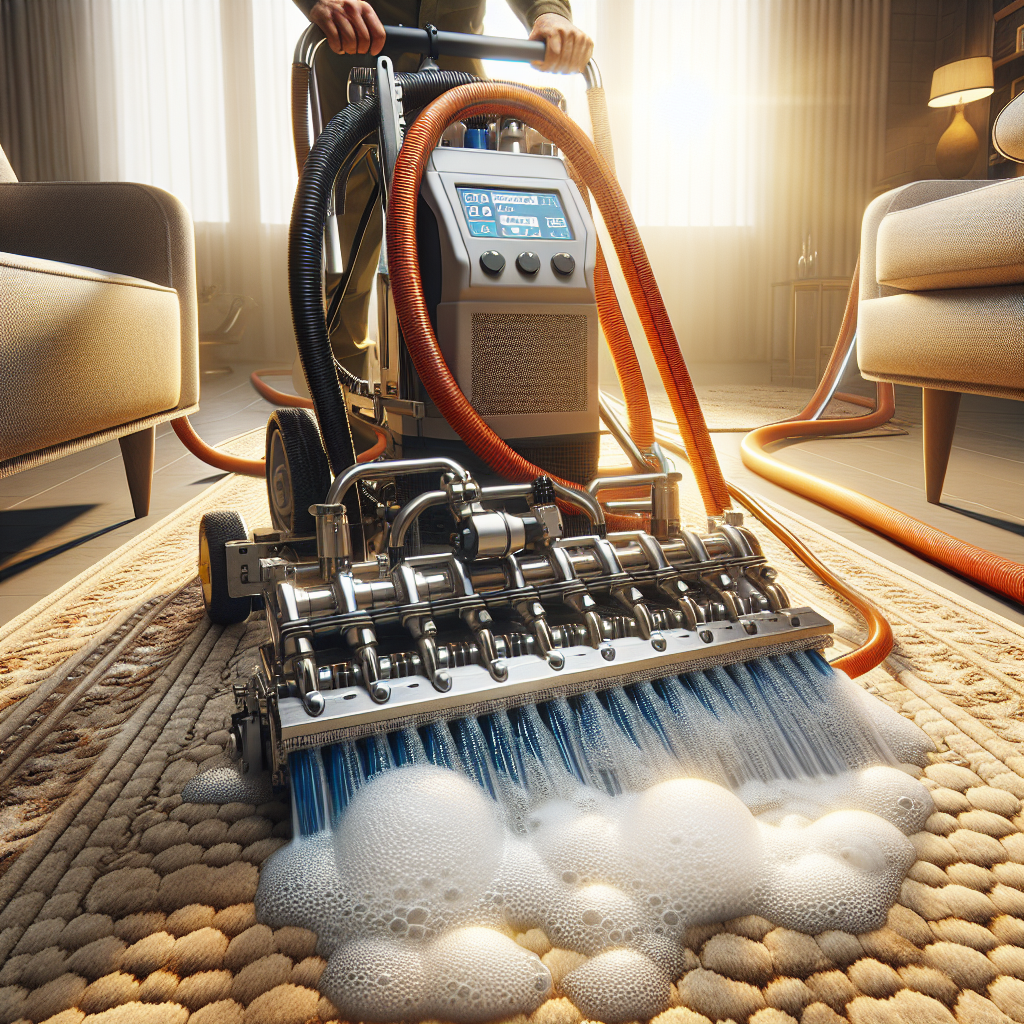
left=0, top=144, right=199, bottom=517
left=857, top=92, right=1024, bottom=504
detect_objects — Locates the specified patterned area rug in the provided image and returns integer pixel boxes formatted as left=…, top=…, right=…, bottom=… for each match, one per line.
left=1, top=427, right=1023, bottom=1024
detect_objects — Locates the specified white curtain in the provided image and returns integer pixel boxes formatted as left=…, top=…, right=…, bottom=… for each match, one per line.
left=104, top=0, right=308, bottom=361
left=0, top=0, right=308, bottom=362
left=0, top=0, right=111, bottom=181
left=480, top=0, right=889, bottom=375
left=1, top=0, right=890, bottom=370
left=629, top=1, right=760, bottom=230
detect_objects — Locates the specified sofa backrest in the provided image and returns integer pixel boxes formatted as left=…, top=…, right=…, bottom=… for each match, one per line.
left=994, top=91, right=1024, bottom=164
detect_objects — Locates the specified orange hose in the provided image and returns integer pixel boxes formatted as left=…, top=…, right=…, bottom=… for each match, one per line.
left=564, top=164, right=655, bottom=453
left=792, top=262, right=862, bottom=423
left=727, top=482, right=895, bottom=678
left=357, top=424, right=388, bottom=463
left=172, top=393, right=387, bottom=475
left=386, top=82, right=730, bottom=519
left=248, top=370, right=388, bottom=463
left=595, top=245, right=656, bottom=453
left=742, top=413, right=1024, bottom=605
left=655, top=434, right=893, bottom=678
left=835, top=392, right=875, bottom=410
left=250, top=369, right=314, bottom=409
left=171, top=417, right=265, bottom=477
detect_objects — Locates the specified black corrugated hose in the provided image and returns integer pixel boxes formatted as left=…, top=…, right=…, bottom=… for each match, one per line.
left=288, top=95, right=377, bottom=498
left=287, top=70, right=481, bottom=530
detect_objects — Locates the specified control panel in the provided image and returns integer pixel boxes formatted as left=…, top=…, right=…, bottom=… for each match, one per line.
left=456, top=186, right=574, bottom=241
left=418, top=147, right=596, bottom=306
left=380, top=146, right=600, bottom=450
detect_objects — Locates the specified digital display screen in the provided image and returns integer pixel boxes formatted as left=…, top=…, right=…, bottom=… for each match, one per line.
left=456, top=187, right=573, bottom=240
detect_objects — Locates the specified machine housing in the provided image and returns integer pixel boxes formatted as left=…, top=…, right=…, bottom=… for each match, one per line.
left=364, top=147, right=601, bottom=490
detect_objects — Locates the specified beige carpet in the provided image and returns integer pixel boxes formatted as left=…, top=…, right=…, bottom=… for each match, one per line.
left=2, top=428, right=1024, bottom=1024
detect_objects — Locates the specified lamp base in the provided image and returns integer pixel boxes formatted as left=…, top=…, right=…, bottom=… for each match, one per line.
left=935, top=103, right=979, bottom=179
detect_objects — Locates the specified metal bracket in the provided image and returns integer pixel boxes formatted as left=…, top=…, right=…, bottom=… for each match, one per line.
left=374, top=394, right=425, bottom=420
left=226, top=540, right=293, bottom=598
left=376, top=55, right=405, bottom=200
left=417, top=23, right=441, bottom=70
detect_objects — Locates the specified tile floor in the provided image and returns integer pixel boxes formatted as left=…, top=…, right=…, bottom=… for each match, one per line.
left=0, top=365, right=282, bottom=626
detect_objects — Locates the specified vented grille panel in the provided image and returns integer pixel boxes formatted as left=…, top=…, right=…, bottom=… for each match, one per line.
left=471, top=313, right=588, bottom=416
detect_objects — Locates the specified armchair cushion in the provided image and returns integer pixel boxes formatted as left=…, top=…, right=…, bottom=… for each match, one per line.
left=858, top=287, right=1024, bottom=402
left=876, top=178, right=1024, bottom=291
left=0, top=252, right=181, bottom=463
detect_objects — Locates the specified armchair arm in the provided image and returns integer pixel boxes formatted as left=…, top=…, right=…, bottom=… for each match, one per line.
left=993, top=90, right=1024, bottom=163
left=0, top=181, right=199, bottom=408
left=859, top=179, right=996, bottom=303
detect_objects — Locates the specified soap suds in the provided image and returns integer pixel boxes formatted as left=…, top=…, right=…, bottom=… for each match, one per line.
left=190, top=653, right=936, bottom=1023
left=257, top=764, right=926, bottom=1022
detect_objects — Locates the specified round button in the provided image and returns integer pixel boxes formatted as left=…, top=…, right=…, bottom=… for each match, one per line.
left=515, top=251, right=541, bottom=275
left=551, top=252, right=575, bottom=276
left=479, top=250, right=505, bottom=275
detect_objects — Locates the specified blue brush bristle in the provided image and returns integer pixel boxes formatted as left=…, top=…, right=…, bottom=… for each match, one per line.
left=290, top=650, right=891, bottom=836
left=480, top=712, right=528, bottom=788
left=289, top=749, right=326, bottom=835
left=451, top=717, right=498, bottom=800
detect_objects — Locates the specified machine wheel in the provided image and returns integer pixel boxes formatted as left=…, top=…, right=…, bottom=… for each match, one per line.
left=199, top=510, right=252, bottom=625
left=265, top=409, right=332, bottom=536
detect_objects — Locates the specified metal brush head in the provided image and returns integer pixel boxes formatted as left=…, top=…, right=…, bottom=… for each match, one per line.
left=275, top=612, right=832, bottom=753
left=217, top=457, right=835, bottom=785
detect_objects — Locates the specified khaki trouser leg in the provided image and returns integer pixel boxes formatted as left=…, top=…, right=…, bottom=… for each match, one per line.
left=330, top=153, right=383, bottom=377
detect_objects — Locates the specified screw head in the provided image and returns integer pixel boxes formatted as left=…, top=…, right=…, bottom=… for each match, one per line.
left=302, top=690, right=326, bottom=717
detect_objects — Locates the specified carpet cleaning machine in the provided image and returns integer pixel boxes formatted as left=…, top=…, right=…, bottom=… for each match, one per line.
left=196, top=26, right=850, bottom=810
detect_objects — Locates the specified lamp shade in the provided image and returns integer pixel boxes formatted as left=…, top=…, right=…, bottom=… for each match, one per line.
left=928, top=56, right=994, bottom=108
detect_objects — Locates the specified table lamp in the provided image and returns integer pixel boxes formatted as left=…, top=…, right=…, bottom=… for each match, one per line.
left=929, top=56, right=994, bottom=179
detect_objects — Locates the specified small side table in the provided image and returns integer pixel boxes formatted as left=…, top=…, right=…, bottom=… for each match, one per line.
left=199, top=294, right=249, bottom=376
left=770, top=277, right=852, bottom=384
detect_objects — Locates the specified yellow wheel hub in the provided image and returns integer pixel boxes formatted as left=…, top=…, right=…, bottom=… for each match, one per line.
left=198, top=528, right=213, bottom=607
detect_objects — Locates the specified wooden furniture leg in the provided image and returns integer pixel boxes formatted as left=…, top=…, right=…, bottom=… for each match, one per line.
left=119, top=425, right=156, bottom=518
left=922, top=387, right=961, bottom=504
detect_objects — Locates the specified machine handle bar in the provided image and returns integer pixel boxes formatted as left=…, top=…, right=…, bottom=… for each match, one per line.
left=384, top=24, right=546, bottom=63
left=295, top=23, right=545, bottom=67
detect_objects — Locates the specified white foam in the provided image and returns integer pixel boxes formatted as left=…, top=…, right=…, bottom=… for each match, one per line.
left=256, top=762, right=925, bottom=1022
left=838, top=671, right=936, bottom=765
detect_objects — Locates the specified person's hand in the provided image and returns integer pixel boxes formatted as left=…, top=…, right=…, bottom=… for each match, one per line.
left=529, top=13, right=593, bottom=74
left=308, top=0, right=386, bottom=56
